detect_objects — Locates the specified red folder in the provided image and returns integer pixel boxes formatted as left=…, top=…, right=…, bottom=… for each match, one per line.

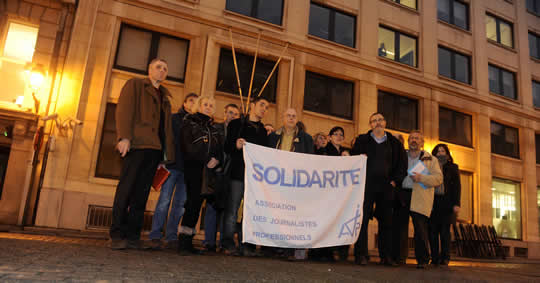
left=152, top=166, right=170, bottom=191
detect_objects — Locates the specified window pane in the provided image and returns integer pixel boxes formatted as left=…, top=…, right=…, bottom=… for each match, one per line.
left=492, top=178, right=521, bottom=240
left=499, top=21, right=513, bottom=48
left=95, top=103, right=123, bottom=179
left=378, top=27, right=395, bottom=60
left=3, top=23, right=38, bottom=62
left=454, top=53, right=470, bottom=84
left=491, top=121, right=519, bottom=158
left=502, top=70, right=516, bottom=99
left=256, top=0, right=283, bottom=25
left=225, top=0, right=252, bottom=16
left=530, top=33, right=539, bottom=59
left=334, top=12, right=355, bottom=47
left=329, top=78, right=353, bottom=118
left=533, top=80, right=540, bottom=108
left=527, top=0, right=535, bottom=12
left=488, top=65, right=500, bottom=94
left=439, top=107, right=472, bottom=147
left=459, top=172, right=473, bottom=223
left=536, top=134, right=540, bottom=164
left=399, top=34, right=416, bottom=67
left=157, top=36, right=189, bottom=81
left=438, top=47, right=452, bottom=78
left=303, top=72, right=354, bottom=119
left=378, top=91, right=417, bottom=132
left=0, top=60, right=27, bottom=105
left=454, top=1, right=468, bottom=30
left=309, top=3, right=331, bottom=41
left=486, top=15, right=497, bottom=42
left=116, top=27, right=152, bottom=72
left=438, top=0, right=450, bottom=23
left=400, top=0, right=416, bottom=9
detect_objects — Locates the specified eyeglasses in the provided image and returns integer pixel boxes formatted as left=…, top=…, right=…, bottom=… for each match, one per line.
left=370, top=118, right=385, bottom=123
left=332, top=133, right=344, bottom=137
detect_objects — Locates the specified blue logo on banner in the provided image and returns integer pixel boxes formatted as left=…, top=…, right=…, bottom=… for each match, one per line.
left=338, top=205, right=362, bottom=239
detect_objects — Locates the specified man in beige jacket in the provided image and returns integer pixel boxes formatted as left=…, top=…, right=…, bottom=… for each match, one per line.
left=402, top=131, right=443, bottom=269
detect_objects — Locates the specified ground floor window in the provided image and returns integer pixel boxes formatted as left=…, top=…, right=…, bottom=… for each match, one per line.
left=458, top=171, right=473, bottom=223
left=95, top=103, right=122, bottom=179
left=492, top=178, right=521, bottom=239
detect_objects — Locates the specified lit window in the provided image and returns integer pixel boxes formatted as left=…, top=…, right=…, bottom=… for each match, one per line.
left=378, top=26, right=417, bottom=67
left=3, top=22, right=38, bottom=62
left=389, top=0, right=417, bottom=10
left=492, top=178, right=521, bottom=240
left=485, top=14, right=513, bottom=48
left=459, top=171, right=473, bottom=223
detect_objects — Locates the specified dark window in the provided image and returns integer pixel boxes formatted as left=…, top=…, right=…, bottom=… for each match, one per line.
left=438, top=0, right=469, bottom=30
left=439, top=107, right=472, bottom=147
left=95, top=103, right=123, bottom=179
left=225, top=0, right=284, bottom=26
left=308, top=2, right=356, bottom=48
left=438, top=46, right=471, bottom=84
left=527, top=0, right=540, bottom=16
left=389, top=0, right=417, bottom=9
left=490, top=121, right=519, bottom=159
left=533, top=80, right=540, bottom=108
left=377, top=90, right=418, bottom=132
left=216, top=48, right=278, bottom=103
left=114, top=24, right=190, bottom=83
left=378, top=26, right=418, bottom=67
left=536, top=133, right=540, bottom=164
left=488, top=64, right=516, bottom=100
left=529, top=32, right=540, bottom=59
left=485, top=14, right=514, bottom=48
left=304, top=71, right=354, bottom=119
left=0, top=146, right=10, bottom=199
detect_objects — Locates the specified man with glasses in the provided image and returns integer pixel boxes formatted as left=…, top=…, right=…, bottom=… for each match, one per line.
left=351, top=113, right=407, bottom=266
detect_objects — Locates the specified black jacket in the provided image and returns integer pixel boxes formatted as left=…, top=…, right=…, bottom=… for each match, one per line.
left=433, top=161, right=461, bottom=215
left=351, top=130, right=407, bottom=191
left=224, top=115, right=268, bottom=181
left=181, top=112, right=224, bottom=166
left=166, top=108, right=189, bottom=171
left=268, top=127, right=314, bottom=154
left=319, top=143, right=347, bottom=156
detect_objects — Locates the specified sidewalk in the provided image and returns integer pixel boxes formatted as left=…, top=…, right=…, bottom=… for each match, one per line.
left=1, top=231, right=539, bottom=282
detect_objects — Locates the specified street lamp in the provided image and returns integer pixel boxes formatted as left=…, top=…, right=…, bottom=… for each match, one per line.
left=24, top=63, right=46, bottom=114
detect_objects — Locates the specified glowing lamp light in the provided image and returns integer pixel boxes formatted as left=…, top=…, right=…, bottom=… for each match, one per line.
left=14, top=95, right=24, bottom=107
left=24, top=63, right=47, bottom=113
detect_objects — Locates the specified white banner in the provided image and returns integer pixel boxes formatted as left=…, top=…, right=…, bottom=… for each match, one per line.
left=242, top=142, right=367, bottom=248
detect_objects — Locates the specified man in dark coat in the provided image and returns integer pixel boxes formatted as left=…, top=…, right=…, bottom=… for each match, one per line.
left=351, top=112, right=407, bottom=266
left=110, top=58, right=175, bottom=250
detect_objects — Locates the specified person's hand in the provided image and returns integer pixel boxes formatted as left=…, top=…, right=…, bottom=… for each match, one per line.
left=390, top=181, right=396, bottom=188
left=117, top=139, right=130, bottom=157
left=236, top=138, right=246, bottom=149
left=207, top=157, right=219, bottom=169
left=341, top=150, right=350, bottom=156
left=453, top=206, right=460, bottom=214
left=411, top=172, right=422, bottom=183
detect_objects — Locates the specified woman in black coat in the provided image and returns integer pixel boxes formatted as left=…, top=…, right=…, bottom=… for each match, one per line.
left=177, top=95, right=224, bottom=254
left=429, top=144, right=461, bottom=266
left=322, top=126, right=350, bottom=156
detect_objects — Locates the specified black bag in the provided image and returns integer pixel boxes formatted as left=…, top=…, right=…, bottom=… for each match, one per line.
left=201, top=156, right=231, bottom=210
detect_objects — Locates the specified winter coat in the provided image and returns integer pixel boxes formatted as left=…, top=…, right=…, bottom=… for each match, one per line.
left=409, top=150, right=443, bottom=217
left=180, top=112, right=223, bottom=166
left=166, top=107, right=189, bottom=171
left=432, top=161, right=461, bottom=217
left=268, top=127, right=314, bottom=154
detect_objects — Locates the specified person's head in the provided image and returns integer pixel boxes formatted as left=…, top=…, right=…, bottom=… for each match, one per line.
left=224, top=103, right=240, bottom=124
left=282, top=108, right=298, bottom=130
left=249, top=97, right=269, bottom=121
left=148, top=58, right=168, bottom=83
left=264, top=123, right=275, bottom=135
left=192, top=95, right=216, bottom=117
left=432, top=143, right=454, bottom=163
left=393, top=133, right=404, bottom=144
left=408, top=130, right=424, bottom=152
left=329, top=126, right=345, bottom=146
left=183, top=93, right=198, bottom=113
left=369, top=112, right=386, bottom=133
left=313, top=132, right=327, bottom=149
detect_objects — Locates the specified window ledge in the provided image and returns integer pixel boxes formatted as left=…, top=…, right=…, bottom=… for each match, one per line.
left=526, top=10, right=540, bottom=18
left=489, top=92, right=520, bottom=106
left=223, top=10, right=284, bottom=32
left=111, top=69, right=186, bottom=87
left=437, top=19, right=471, bottom=35
left=302, top=110, right=354, bottom=124
left=214, top=90, right=276, bottom=105
left=438, top=75, right=474, bottom=90
left=531, top=57, right=540, bottom=64
left=491, top=153, right=522, bottom=163
left=306, top=34, right=358, bottom=53
left=382, top=0, right=419, bottom=14
left=439, top=139, right=475, bottom=151
left=377, top=56, right=420, bottom=72
left=487, top=39, right=516, bottom=53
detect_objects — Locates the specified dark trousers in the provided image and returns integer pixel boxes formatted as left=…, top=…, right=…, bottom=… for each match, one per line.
left=410, top=211, right=430, bottom=265
left=429, top=203, right=453, bottom=263
left=180, top=164, right=205, bottom=231
left=391, top=189, right=412, bottom=262
left=354, top=189, right=394, bottom=259
left=110, top=149, right=161, bottom=241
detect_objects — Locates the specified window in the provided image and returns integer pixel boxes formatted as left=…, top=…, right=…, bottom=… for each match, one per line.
left=485, top=14, right=513, bottom=48
left=308, top=2, right=356, bottom=48
left=529, top=32, right=540, bottom=59
left=303, top=71, right=354, bottom=119
left=0, top=146, right=10, bottom=200
left=438, top=46, right=471, bottom=84
left=439, top=107, right=472, bottom=147
left=216, top=48, right=278, bottom=103
left=388, top=0, right=416, bottom=9
left=492, top=178, right=521, bottom=240
left=536, top=133, right=540, bottom=164
left=377, top=90, right=418, bottom=132
left=95, top=103, right=123, bottom=179
left=537, top=187, right=540, bottom=236
left=488, top=64, right=516, bottom=100
left=438, top=0, right=469, bottom=30
left=533, top=80, right=540, bottom=108
left=490, top=121, right=519, bottom=159
left=527, top=0, right=540, bottom=16
left=114, top=24, right=189, bottom=83
left=378, top=26, right=417, bottom=67
left=225, top=0, right=284, bottom=26
left=459, top=171, right=473, bottom=223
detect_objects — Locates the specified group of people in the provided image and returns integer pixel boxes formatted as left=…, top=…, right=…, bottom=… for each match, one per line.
left=109, top=58, right=461, bottom=269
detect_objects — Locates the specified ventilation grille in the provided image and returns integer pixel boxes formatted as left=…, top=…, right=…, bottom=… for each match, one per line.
left=86, top=205, right=153, bottom=231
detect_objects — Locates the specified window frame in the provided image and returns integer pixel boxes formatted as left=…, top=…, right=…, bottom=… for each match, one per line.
left=486, top=13, right=514, bottom=49
left=438, top=45, right=471, bottom=85
left=225, top=0, right=285, bottom=26
left=536, top=133, right=540, bottom=164
left=438, top=0, right=469, bottom=30
left=377, top=90, right=419, bottom=133
left=491, top=177, right=522, bottom=240
left=488, top=64, right=517, bottom=100
left=533, top=80, right=540, bottom=109
left=388, top=0, right=418, bottom=10
left=113, top=23, right=190, bottom=83
left=95, top=103, right=122, bottom=180
left=529, top=31, right=540, bottom=60
left=308, top=1, right=357, bottom=48
left=303, top=71, right=355, bottom=120
left=527, top=0, right=540, bottom=16
left=490, top=120, right=520, bottom=159
left=439, top=106, right=473, bottom=148
left=378, top=25, right=418, bottom=68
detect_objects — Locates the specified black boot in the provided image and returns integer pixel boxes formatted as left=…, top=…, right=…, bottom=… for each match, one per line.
left=177, top=233, right=203, bottom=255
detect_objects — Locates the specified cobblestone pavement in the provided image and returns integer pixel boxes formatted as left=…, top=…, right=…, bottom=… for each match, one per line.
left=1, top=232, right=539, bottom=282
